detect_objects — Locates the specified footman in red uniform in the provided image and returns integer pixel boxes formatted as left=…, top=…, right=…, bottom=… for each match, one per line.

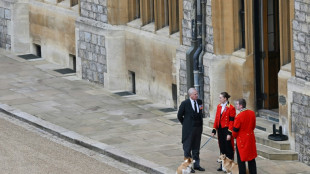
left=232, top=98, right=257, bottom=174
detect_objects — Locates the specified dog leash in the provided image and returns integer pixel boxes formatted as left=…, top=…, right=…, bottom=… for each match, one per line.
left=200, top=136, right=212, bottom=149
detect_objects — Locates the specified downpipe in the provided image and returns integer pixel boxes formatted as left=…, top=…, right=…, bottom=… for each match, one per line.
left=199, top=0, right=206, bottom=115
left=185, top=0, right=198, bottom=90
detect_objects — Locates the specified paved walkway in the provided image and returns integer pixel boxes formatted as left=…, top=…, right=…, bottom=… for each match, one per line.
left=0, top=49, right=309, bottom=174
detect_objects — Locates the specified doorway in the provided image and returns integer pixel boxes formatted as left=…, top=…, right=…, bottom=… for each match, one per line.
left=254, top=0, right=280, bottom=110
left=128, top=71, right=136, bottom=94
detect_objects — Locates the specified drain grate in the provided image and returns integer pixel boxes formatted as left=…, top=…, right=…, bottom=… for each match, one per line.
left=54, top=68, right=76, bottom=74
left=114, top=91, right=135, bottom=96
left=159, top=108, right=177, bottom=113
left=169, top=118, right=179, bottom=123
left=18, top=54, right=41, bottom=60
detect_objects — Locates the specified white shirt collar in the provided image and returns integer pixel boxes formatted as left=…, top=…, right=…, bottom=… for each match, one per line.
left=221, top=101, right=228, bottom=107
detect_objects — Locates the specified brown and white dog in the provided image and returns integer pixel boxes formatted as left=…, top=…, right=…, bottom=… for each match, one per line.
left=176, top=158, right=195, bottom=174
left=217, top=154, right=240, bottom=174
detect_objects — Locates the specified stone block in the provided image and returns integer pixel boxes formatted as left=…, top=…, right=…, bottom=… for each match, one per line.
left=300, top=3, right=309, bottom=12
left=180, top=76, right=187, bottom=85
left=92, top=53, right=98, bottom=61
left=98, top=36, right=105, bottom=46
left=97, top=63, right=104, bottom=73
left=91, top=34, right=97, bottom=44
left=206, top=6, right=212, bottom=16
left=206, top=16, right=212, bottom=26
left=85, top=32, right=91, bottom=42
left=291, top=103, right=300, bottom=113
left=95, top=45, right=100, bottom=54
left=97, top=55, right=106, bottom=64
left=295, top=52, right=305, bottom=61
left=294, top=40, right=300, bottom=51
left=87, top=69, right=93, bottom=80
left=93, top=0, right=98, bottom=4
left=100, top=46, right=106, bottom=55
left=98, top=5, right=103, bottom=13
left=183, top=10, right=191, bottom=20
left=79, top=41, right=87, bottom=49
left=183, top=1, right=191, bottom=10
left=4, top=9, right=10, bottom=20
left=0, top=8, right=4, bottom=18
left=296, top=11, right=306, bottom=22
left=100, top=14, right=107, bottom=23
left=207, top=0, right=211, bottom=6
left=90, top=62, right=97, bottom=71
left=180, top=59, right=186, bottom=70
left=295, top=1, right=301, bottom=10
left=204, top=76, right=210, bottom=85
left=298, top=32, right=306, bottom=43
left=85, top=2, right=92, bottom=11
left=180, top=69, right=186, bottom=77
left=91, top=4, right=97, bottom=13
left=301, top=23, right=309, bottom=33
left=87, top=51, right=93, bottom=60
left=98, top=0, right=106, bottom=6
left=293, top=20, right=301, bottom=31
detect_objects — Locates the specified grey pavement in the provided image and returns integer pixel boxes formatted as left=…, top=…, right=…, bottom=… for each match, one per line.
left=0, top=48, right=310, bottom=174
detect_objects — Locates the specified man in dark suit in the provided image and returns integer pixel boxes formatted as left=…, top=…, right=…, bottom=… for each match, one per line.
left=177, top=88, right=205, bottom=172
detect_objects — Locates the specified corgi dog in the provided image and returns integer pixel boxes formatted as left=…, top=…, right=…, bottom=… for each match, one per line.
left=176, top=158, right=195, bottom=174
left=217, top=154, right=240, bottom=174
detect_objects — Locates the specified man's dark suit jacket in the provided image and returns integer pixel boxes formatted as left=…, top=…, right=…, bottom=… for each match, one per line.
left=177, top=99, right=203, bottom=143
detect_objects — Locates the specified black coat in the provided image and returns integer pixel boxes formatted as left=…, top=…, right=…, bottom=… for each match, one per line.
left=177, top=99, right=203, bottom=143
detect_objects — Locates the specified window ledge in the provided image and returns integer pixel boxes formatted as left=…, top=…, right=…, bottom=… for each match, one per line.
left=232, top=48, right=246, bottom=59
left=127, top=19, right=142, bottom=29
left=141, top=22, right=155, bottom=33
left=155, top=26, right=169, bottom=37
left=57, top=0, right=70, bottom=8
left=281, top=63, right=291, bottom=73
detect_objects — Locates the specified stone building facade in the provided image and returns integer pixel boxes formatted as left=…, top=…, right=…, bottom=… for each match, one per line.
left=1, top=0, right=310, bottom=166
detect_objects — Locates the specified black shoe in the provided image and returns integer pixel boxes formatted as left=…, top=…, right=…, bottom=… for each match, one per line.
left=217, top=167, right=223, bottom=171
left=194, top=166, right=205, bottom=171
left=191, top=168, right=195, bottom=173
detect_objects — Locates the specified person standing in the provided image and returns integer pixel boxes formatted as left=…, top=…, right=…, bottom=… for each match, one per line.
left=232, top=99, right=257, bottom=174
left=211, top=92, right=236, bottom=171
left=177, top=88, right=205, bottom=172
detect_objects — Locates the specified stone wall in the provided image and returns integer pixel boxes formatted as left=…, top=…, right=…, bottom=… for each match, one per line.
left=182, top=0, right=192, bottom=46
left=78, top=30, right=106, bottom=84
left=292, top=92, right=310, bottom=165
left=178, top=0, right=213, bottom=117
left=80, top=0, right=107, bottom=23
left=292, top=0, right=310, bottom=165
left=293, top=0, right=310, bottom=81
left=0, top=7, right=10, bottom=50
left=203, top=0, right=213, bottom=117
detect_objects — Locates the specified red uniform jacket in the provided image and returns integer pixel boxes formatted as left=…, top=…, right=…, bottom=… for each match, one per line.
left=213, top=103, right=236, bottom=134
left=232, top=109, right=257, bottom=162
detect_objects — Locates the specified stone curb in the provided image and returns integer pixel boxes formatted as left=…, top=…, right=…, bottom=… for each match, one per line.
left=0, top=103, right=174, bottom=174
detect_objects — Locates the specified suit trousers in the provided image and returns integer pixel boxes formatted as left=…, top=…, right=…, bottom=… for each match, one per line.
left=218, top=125, right=234, bottom=160
left=236, top=144, right=257, bottom=174
left=183, top=126, right=202, bottom=168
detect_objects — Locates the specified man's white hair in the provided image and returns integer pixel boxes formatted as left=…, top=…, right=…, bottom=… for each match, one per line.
left=188, top=88, right=197, bottom=96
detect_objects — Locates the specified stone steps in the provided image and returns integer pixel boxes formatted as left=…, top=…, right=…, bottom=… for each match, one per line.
left=256, top=143, right=298, bottom=160
left=206, top=115, right=298, bottom=161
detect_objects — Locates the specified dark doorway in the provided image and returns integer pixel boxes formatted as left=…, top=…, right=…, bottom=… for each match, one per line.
left=34, top=44, right=41, bottom=57
left=129, top=71, right=136, bottom=94
left=172, top=84, right=177, bottom=109
left=69, top=54, right=76, bottom=72
left=254, top=0, right=280, bottom=110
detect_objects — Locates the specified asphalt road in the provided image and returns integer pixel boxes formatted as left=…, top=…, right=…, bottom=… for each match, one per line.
left=0, top=112, right=145, bottom=174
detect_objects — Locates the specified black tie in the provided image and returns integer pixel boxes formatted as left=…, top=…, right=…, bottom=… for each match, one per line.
left=194, top=101, right=197, bottom=113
